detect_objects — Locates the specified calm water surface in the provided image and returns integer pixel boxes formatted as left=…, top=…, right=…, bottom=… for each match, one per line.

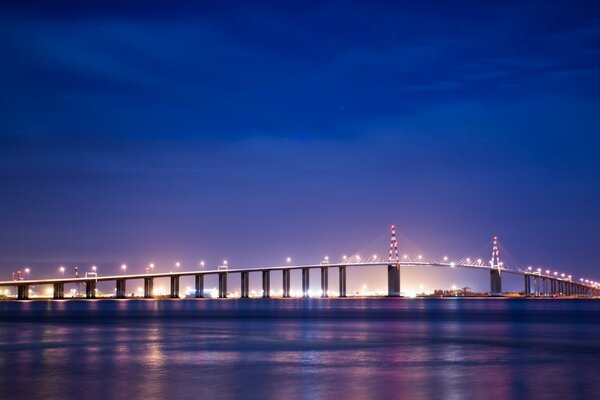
left=0, top=299, right=599, bottom=400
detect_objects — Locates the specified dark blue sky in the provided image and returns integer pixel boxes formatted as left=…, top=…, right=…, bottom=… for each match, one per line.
left=1, top=1, right=599, bottom=290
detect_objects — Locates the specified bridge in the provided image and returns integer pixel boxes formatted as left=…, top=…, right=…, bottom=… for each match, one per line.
left=1, top=226, right=599, bottom=299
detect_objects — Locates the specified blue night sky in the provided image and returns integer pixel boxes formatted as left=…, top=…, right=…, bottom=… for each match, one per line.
left=1, top=1, right=599, bottom=291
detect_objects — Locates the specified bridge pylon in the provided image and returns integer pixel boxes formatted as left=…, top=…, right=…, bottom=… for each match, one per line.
left=387, top=225, right=401, bottom=297
left=490, top=235, right=503, bottom=296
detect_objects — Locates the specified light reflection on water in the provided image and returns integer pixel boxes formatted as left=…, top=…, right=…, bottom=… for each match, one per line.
left=0, top=299, right=599, bottom=400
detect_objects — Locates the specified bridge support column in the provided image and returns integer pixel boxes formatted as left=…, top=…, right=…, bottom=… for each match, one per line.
left=387, top=265, right=401, bottom=297
left=144, top=277, right=154, bottom=298
left=219, top=272, right=227, bottom=298
left=262, top=271, right=270, bottom=298
left=241, top=272, right=250, bottom=298
left=195, top=275, right=204, bottom=298
left=17, top=284, right=29, bottom=300
left=490, top=269, right=502, bottom=296
left=170, top=276, right=180, bottom=298
left=551, top=279, right=557, bottom=295
left=302, top=268, right=310, bottom=297
left=283, top=269, right=291, bottom=298
left=86, top=280, right=96, bottom=299
left=339, top=266, right=347, bottom=297
left=53, top=282, right=64, bottom=299
left=116, top=279, right=126, bottom=298
left=524, top=275, right=530, bottom=297
left=534, top=277, right=540, bottom=297
left=321, top=267, right=328, bottom=297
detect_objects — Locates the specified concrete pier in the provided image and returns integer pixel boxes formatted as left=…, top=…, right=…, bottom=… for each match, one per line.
left=218, top=272, right=227, bottom=298
left=339, top=266, right=347, bottom=297
left=53, top=282, right=64, bottom=299
left=170, top=276, right=180, bottom=298
left=301, top=268, right=310, bottom=297
left=262, top=270, right=270, bottom=298
left=195, top=274, right=204, bottom=298
left=85, top=280, right=96, bottom=299
left=524, top=275, right=530, bottom=296
left=282, top=269, right=291, bottom=298
left=144, top=277, right=154, bottom=298
left=116, top=279, right=126, bottom=298
left=387, top=265, right=400, bottom=297
left=320, top=267, right=328, bottom=297
left=490, top=269, right=502, bottom=296
left=241, top=271, right=249, bottom=298
left=17, top=284, right=29, bottom=300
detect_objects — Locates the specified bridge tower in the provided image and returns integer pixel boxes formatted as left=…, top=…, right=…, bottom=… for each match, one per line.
left=490, top=236, right=502, bottom=296
left=387, top=225, right=401, bottom=296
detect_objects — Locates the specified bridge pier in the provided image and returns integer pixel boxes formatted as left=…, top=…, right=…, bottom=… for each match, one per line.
left=302, top=268, right=310, bottom=297
left=387, top=265, right=400, bottom=297
left=116, top=279, right=126, bottom=298
left=241, top=272, right=250, bottom=298
left=262, top=270, right=270, bottom=298
left=339, top=266, right=347, bottom=297
left=490, top=269, right=502, bottom=296
left=321, top=267, right=328, bottom=297
left=195, top=275, right=204, bottom=298
left=534, top=276, right=540, bottom=297
left=524, top=275, right=530, bottom=297
left=144, top=277, right=154, bottom=298
left=17, top=284, right=29, bottom=300
left=53, top=282, right=64, bottom=299
left=282, top=269, right=291, bottom=298
left=170, top=276, right=180, bottom=298
left=86, top=280, right=96, bottom=299
left=218, top=272, right=227, bottom=298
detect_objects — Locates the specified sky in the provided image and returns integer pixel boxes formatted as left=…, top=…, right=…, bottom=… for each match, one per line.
left=1, top=1, right=599, bottom=293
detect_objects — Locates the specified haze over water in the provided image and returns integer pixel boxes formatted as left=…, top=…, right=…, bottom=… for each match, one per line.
left=1, top=299, right=598, bottom=400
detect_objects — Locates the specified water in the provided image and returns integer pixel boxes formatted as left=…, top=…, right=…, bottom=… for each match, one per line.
left=0, top=298, right=599, bottom=400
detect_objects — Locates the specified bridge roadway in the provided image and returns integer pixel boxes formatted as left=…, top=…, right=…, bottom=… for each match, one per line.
left=1, top=261, right=599, bottom=300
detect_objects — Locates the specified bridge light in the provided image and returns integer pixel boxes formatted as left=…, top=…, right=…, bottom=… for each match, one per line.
left=580, top=278, right=584, bottom=282
left=466, top=258, right=471, bottom=263
left=342, top=255, right=347, bottom=260
left=175, top=262, right=181, bottom=268
left=536, top=268, right=541, bottom=272
left=561, top=273, right=565, bottom=278
left=372, top=254, right=377, bottom=260
left=528, top=266, right=532, bottom=271
left=286, top=257, right=292, bottom=263
left=554, top=272, right=558, bottom=276
left=546, top=270, right=550, bottom=274
left=149, top=263, right=154, bottom=269
left=477, top=259, right=482, bottom=265
left=417, top=255, right=423, bottom=260
left=450, top=262, right=455, bottom=268
left=121, top=264, right=127, bottom=271
left=403, top=254, right=408, bottom=259
left=443, top=256, right=448, bottom=261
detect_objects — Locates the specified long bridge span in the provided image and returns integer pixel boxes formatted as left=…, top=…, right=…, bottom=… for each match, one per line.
left=1, top=227, right=599, bottom=299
